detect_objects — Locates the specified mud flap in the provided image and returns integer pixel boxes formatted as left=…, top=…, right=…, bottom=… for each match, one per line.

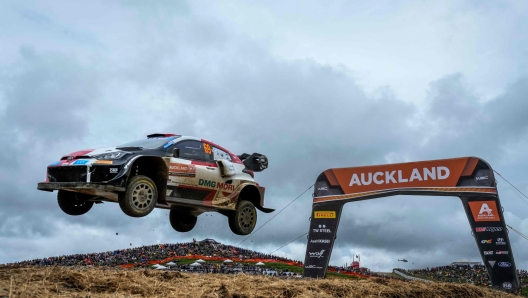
left=256, top=206, right=275, bottom=213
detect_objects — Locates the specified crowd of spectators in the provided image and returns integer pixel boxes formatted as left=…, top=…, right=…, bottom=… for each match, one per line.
left=398, top=265, right=528, bottom=288
left=406, top=264, right=490, bottom=285
left=0, top=238, right=301, bottom=268
left=520, top=269, right=528, bottom=280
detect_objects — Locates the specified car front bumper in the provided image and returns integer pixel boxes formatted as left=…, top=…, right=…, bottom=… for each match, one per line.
left=37, top=182, right=125, bottom=192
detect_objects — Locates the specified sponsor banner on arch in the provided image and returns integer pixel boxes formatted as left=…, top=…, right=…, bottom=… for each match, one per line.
left=468, top=200, right=500, bottom=222
left=313, top=157, right=498, bottom=203
left=303, top=204, right=342, bottom=278
left=461, top=197, right=517, bottom=291
left=326, top=157, right=477, bottom=195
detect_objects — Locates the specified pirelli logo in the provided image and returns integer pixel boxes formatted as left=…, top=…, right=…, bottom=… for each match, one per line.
left=314, top=211, right=336, bottom=219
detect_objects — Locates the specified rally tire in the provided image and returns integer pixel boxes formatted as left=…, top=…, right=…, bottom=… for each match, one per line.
left=228, top=200, right=257, bottom=235
left=169, top=210, right=197, bottom=232
left=228, top=215, right=242, bottom=235
left=57, top=190, right=94, bottom=216
left=119, top=175, right=158, bottom=217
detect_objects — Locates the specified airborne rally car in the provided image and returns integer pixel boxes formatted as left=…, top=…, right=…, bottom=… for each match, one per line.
left=37, top=134, right=273, bottom=235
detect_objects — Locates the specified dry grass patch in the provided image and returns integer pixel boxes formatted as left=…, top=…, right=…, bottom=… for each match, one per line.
left=0, top=266, right=517, bottom=298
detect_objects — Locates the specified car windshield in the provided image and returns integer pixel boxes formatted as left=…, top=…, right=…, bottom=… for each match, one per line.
left=117, top=136, right=181, bottom=150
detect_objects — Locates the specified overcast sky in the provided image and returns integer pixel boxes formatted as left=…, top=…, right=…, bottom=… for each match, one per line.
left=1, top=0, right=528, bottom=272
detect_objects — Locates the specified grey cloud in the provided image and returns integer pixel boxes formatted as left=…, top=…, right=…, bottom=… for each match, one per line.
left=0, top=46, right=103, bottom=232
left=1, top=45, right=100, bottom=141
left=427, top=73, right=480, bottom=125
left=482, top=78, right=528, bottom=140
left=121, top=0, right=190, bottom=18
left=409, top=74, right=528, bottom=165
left=18, top=9, right=54, bottom=27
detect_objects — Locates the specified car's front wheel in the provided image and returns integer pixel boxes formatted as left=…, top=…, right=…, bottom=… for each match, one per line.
left=57, top=190, right=94, bottom=216
left=228, top=200, right=257, bottom=235
left=169, top=210, right=197, bottom=232
left=119, top=175, right=158, bottom=217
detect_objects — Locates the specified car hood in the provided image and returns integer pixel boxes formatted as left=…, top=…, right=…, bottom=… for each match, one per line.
left=62, top=147, right=119, bottom=159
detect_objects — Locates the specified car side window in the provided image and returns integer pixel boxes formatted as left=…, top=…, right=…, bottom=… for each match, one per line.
left=175, top=141, right=213, bottom=161
left=213, top=147, right=232, bottom=161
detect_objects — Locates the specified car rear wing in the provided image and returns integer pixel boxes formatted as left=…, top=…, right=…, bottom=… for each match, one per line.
left=237, top=153, right=268, bottom=172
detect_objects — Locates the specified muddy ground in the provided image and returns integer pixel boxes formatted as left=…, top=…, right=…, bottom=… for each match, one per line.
left=0, top=266, right=517, bottom=298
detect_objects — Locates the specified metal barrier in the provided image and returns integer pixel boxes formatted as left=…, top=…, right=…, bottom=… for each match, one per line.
left=393, top=269, right=431, bottom=282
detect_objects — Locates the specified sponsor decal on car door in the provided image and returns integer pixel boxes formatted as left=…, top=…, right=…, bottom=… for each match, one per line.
left=166, top=140, right=206, bottom=199
left=166, top=158, right=198, bottom=199
left=194, top=143, right=240, bottom=207
left=193, top=142, right=225, bottom=206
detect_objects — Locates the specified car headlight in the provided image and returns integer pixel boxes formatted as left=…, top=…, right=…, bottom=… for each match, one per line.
left=92, top=151, right=130, bottom=160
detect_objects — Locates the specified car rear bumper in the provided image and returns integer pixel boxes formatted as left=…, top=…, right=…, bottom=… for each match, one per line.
left=37, top=182, right=125, bottom=192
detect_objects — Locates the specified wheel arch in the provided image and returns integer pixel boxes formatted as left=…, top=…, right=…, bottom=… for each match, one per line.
left=237, top=184, right=263, bottom=210
left=125, top=156, right=168, bottom=204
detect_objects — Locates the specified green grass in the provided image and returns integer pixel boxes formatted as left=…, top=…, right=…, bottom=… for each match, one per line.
left=326, top=271, right=360, bottom=280
left=521, top=286, right=528, bottom=296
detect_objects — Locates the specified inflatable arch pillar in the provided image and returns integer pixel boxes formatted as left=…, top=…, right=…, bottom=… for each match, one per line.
left=303, top=157, right=519, bottom=292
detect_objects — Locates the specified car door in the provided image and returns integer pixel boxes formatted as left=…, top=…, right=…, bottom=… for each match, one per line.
left=212, top=146, right=238, bottom=193
left=168, top=140, right=221, bottom=206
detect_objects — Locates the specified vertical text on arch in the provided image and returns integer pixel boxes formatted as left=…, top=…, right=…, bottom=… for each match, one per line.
left=349, top=166, right=450, bottom=186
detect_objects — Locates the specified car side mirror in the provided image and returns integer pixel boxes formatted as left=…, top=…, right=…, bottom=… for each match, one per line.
left=173, top=148, right=180, bottom=158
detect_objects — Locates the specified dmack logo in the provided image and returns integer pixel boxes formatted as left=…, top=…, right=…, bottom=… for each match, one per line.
left=349, top=166, right=450, bottom=186
left=309, top=250, right=326, bottom=258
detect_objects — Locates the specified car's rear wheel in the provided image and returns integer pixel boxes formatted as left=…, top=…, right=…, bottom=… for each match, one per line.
left=228, top=214, right=242, bottom=235
left=119, top=175, right=158, bottom=217
left=169, top=210, right=197, bottom=232
left=57, top=190, right=94, bottom=216
left=228, top=200, right=257, bottom=235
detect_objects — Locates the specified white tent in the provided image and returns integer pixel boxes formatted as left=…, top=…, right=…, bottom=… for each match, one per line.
left=196, top=259, right=206, bottom=263
left=223, top=259, right=233, bottom=263
left=255, top=262, right=265, bottom=266
left=152, top=264, right=162, bottom=268
left=156, top=265, right=168, bottom=270
left=190, top=262, right=202, bottom=266
left=165, top=261, right=177, bottom=266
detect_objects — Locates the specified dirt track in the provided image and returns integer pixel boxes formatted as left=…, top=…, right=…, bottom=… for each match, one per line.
left=0, top=266, right=517, bottom=298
